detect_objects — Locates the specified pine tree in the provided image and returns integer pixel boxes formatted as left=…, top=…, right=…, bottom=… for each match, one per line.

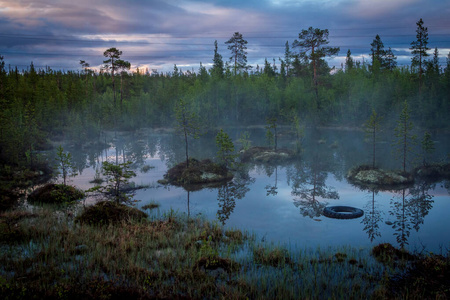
left=393, top=100, right=416, bottom=172
left=103, top=47, right=123, bottom=106
left=55, top=145, right=77, bottom=186
left=364, top=109, right=383, bottom=168
left=175, top=99, right=201, bottom=168
left=292, top=27, right=339, bottom=87
left=225, top=32, right=249, bottom=76
left=421, top=132, right=435, bottom=166
left=215, top=129, right=236, bottom=168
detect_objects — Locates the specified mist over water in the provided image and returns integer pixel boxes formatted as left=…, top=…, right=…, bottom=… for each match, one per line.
left=62, top=127, right=450, bottom=252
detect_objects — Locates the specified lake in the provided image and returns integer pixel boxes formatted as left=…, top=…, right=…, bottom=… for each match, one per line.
left=62, top=127, right=450, bottom=252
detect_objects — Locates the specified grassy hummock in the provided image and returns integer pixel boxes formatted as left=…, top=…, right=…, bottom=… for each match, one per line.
left=27, top=183, right=85, bottom=205
left=160, top=158, right=233, bottom=188
left=75, top=201, right=148, bottom=226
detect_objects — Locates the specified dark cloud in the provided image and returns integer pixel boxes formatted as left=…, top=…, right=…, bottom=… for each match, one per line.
left=0, top=0, right=448, bottom=72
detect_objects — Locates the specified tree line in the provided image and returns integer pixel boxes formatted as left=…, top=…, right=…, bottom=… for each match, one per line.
left=0, top=19, right=449, bottom=169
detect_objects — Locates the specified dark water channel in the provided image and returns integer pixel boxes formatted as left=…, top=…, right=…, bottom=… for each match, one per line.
left=63, top=127, right=450, bottom=252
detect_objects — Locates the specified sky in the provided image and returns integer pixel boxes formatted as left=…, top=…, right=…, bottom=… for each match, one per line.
left=0, top=0, right=449, bottom=74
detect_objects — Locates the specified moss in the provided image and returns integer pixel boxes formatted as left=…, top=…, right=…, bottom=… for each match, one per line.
left=28, top=183, right=85, bottom=205
left=75, top=201, right=148, bottom=226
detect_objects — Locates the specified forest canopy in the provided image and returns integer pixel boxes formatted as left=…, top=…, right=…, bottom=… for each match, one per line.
left=0, top=23, right=449, bottom=168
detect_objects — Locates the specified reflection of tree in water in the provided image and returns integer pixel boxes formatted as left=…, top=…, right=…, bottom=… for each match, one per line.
left=264, top=165, right=278, bottom=196
left=389, top=181, right=435, bottom=249
left=287, top=159, right=339, bottom=219
left=362, top=189, right=382, bottom=242
left=390, top=189, right=412, bottom=249
left=216, top=170, right=254, bottom=225
left=408, top=179, right=434, bottom=232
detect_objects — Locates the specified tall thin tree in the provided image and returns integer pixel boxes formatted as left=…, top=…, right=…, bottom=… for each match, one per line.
left=410, top=18, right=430, bottom=94
left=103, top=47, right=123, bottom=106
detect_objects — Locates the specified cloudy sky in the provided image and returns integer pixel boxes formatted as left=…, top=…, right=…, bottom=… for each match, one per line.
left=1, top=0, right=449, bottom=73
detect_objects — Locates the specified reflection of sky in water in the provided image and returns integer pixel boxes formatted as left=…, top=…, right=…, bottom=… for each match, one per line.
left=66, top=129, right=450, bottom=252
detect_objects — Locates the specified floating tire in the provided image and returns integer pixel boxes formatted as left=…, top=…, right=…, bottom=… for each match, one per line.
left=323, top=206, right=364, bottom=219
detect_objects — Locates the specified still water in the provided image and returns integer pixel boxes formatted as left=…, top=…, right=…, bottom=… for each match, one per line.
left=65, top=127, right=450, bottom=252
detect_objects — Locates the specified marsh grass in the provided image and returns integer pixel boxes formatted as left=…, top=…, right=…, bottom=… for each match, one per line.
left=0, top=204, right=447, bottom=299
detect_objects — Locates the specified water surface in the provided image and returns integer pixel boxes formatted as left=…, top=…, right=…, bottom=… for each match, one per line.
left=65, top=127, right=450, bottom=252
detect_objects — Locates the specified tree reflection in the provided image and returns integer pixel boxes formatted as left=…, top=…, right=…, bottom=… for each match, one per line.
left=288, top=158, right=339, bottom=219
left=390, top=189, right=412, bottom=249
left=408, top=179, right=434, bottom=232
left=362, top=189, right=382, bottom=242
left=264, top=165, right=278, bottom=196
left=389, top=181, right=435, bottom=249
left=216, top=170, right=254, bottom=225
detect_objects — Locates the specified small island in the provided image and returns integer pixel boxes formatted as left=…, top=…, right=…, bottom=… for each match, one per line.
left=240, top=146, right=295, bottom=164
left=347, top=165, right=414, bottom=188
left=159, top=158, right=233, bottom=188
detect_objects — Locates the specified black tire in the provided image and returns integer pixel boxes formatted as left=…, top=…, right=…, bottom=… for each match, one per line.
left=323, top=206, right=364, bottom=219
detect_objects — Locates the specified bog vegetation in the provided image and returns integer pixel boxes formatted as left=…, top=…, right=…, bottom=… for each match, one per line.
left=0, top=20, right=449, bottom=299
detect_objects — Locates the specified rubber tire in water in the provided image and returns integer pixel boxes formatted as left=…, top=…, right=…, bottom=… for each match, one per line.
left=323, top=206, right=364, bottom=219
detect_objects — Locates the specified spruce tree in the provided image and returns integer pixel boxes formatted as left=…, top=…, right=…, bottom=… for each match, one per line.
left=410, top=18, right=430, bottom=92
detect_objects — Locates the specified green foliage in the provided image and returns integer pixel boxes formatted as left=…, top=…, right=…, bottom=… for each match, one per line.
left=393, top=100, right=416, bottom=172
left=215, top=128, right=236, bottom=168
left=293, top=27, right=339, bottom=88
left=364, top=109, right=383, bottom=168
left=238, top=131, right=252, bottom=151
left=88, top=161, right=136, bottom=204
left=421, top=132, right=435, bottom=166
left=55, top=145, right=78, bottom=186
